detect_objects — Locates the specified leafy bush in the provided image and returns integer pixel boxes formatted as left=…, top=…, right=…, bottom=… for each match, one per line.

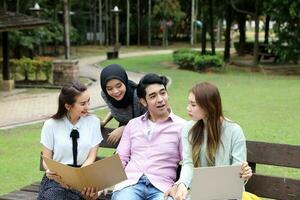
left=194, top=55, right=223, bottom=70
left=173, top=49, right=199, bottom=69
left=9, top=57, right=53, bottom=82
left=173, top=49, right=223, bottom=71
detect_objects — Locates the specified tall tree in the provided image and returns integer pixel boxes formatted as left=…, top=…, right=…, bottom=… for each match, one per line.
left=137, top=0, right=140, bottom=45
left=231, top=0, right=259, bottom=65
left=201, top=0, right=208, bottom=54
left=237, top=12, right=246, bottom=55
left=224, top=2, right=232, bottom=62
left=148, top=0, right=151, bottom=47
left=153, top=0, right=184, bottom=47
left=208, top=0, right=215, bottom=54
left=63, top=0, right=71, bottom=59
left=190, top=0, right=195, bottom=45
left=99, top=0, right=103, bottom=45
left=126, top=0, right=130, bottom=46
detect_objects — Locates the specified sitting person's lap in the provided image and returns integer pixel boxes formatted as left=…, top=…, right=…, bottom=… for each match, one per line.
left=112, top=175, right=173, bottom=200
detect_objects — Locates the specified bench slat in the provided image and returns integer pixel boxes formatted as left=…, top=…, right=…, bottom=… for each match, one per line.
left=0, top=190, right=38, bottom=200
left=245, top=173, right=300, bottom=200
left=247, top=141, right=300, bottom=168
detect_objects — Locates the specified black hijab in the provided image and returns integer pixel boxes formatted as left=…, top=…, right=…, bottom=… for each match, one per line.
left=100, top=64, right=137, bottom=108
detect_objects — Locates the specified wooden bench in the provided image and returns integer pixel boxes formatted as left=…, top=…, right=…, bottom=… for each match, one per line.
left=258, top=44, right=279, bottom=63
left=245, top=140, right=300, bottom=200
left=1, top=137, right=299, bottom=200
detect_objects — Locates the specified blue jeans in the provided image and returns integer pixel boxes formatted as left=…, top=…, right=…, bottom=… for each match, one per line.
left=112, top=175, right=173, bottom=200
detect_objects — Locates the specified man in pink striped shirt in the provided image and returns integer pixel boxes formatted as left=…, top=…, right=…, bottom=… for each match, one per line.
left=112, top=73, right=186, bottom=200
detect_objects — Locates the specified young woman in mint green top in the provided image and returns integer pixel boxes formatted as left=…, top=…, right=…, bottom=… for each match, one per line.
left=164, top=82, right=252, bottom=200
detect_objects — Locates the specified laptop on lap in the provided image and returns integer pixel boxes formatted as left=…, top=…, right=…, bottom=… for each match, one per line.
left=190, top=165, right=244, bottom=200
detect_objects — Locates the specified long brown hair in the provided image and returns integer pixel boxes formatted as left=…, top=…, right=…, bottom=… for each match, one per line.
left=189, top=82, right=224, bottom=167
left=52, top=81, right=87, bottom=119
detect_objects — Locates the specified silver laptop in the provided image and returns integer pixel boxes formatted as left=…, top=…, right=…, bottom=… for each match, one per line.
left=190, top=165, right=244, bottom=200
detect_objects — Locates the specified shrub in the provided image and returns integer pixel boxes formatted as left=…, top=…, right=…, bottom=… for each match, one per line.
left=173, top=49, right=199, bottom=70
left=194, top=55, right=223, bottom=71
left=8, top=57, right=53, bottom=82
left=173, top=49, right=223, bottom=71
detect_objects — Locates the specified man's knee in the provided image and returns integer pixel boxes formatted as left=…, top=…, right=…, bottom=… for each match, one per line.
left=112, top=186, right=141, bottom=200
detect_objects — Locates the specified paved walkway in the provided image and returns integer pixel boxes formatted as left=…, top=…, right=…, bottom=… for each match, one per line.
left=0, top=50, right=173, bottom=129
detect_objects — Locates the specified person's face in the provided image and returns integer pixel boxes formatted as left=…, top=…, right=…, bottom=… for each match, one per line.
left=141, top=84, right=169, bottom=120
left=106, top=79, right=126, bottom=101
left=187, top=92, right=207, bottom=121
left=66, top=91, right=90, bottom=118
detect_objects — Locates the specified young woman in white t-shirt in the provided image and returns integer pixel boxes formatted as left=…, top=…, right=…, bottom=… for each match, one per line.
left=38, top=81, right=103, bottom=200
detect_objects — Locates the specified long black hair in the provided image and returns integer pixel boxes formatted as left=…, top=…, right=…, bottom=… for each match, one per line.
left=52, top=81, right=87, bottom=119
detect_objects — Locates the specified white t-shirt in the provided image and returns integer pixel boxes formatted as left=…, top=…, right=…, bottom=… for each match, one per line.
left=40, top=115, right=103, bottom=165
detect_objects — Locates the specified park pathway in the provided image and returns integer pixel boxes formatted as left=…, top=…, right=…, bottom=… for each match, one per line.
left=0, top=50, right=173, bottom=129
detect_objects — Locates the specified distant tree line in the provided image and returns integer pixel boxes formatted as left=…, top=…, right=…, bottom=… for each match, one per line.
left=1, top=0, right=299, bottom=64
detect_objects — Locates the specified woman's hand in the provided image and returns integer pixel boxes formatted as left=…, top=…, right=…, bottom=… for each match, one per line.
left=82, top=187, right=99, bottom=200
left=107, top=126, right=124, bottom=145
left=164, top=183, right=188, bottom=200
left=240, top=162, right=252, bottom=180
left=174, top=183, right=188, bottom=200
left=46, top=169, right=69, bottom=189
left=164, top=184, right=177, bottom=200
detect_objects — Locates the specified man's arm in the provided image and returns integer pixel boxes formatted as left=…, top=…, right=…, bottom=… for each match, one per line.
left=116, top=121, right=132, bottom=168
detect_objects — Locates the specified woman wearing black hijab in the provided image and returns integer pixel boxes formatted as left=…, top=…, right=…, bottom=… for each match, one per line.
left=100, top=64, right=146, bottom=144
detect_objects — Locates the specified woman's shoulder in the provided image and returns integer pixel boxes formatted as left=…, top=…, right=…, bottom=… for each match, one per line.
left=44, top=117, right=61, bottom=126
left=223, top=119, right=244, bottom=137
left=82, top=114, right=100, bottom=123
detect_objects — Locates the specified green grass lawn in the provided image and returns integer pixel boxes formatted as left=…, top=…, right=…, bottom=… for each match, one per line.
left=0, top=53, right=299, bottom=195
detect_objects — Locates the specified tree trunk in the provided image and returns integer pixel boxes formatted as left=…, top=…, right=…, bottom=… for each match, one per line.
left=190, top=0, right=195, bottom=45
left=237, top=13, right=246, bottom=55
left=264, top=14, right=270, bottom=44
left=195, top=0, right=199, bottom=44
left=126, top=0, right=130, bottom=46
left=99, top=0, right=103, bottom=45
left=93, top=0, right=97, bottom=45
left=162, top=20, right=167, bottom=47
left=2, top=32, right=9, bottom=80
left=137, top=0, right=141, bottom=45
left=201, top=0, right=207, bottom=54
left=3, top=0, right=7, bottom=12
left=253, top=0, right=260, bottom=65
left=109, top=0, right=113, bottom=45
left=54, top=0, right=59, bottom=55
left=63, top=0, right=71, bottom=59
left=16, top=0, right=19, bottom=13
left=105, top=0, right=109, bottom=46
left=208, top=0, right=215, bottom=54
left=224, top=3, right=232, bottom=62
left=148, top=0, right=151, bottom=47
left=217, top=19, right=222, bottom=44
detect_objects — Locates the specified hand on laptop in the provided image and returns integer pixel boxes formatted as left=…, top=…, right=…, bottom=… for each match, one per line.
left=240, top=162, right=252, bottom=180
left=164, top=183, right=188, bottom=200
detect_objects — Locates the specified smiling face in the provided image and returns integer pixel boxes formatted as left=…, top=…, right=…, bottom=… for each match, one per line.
left=66, top=90, right=90, bottom=119
left=187, top=92, right=207, bottom=121
left=105, top=79, right=127, bottom=101
left=140, top=83, right=169, bottom=121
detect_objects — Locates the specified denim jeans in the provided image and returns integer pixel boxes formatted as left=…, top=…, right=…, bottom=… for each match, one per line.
left=112, top=175, right=174, bottom=200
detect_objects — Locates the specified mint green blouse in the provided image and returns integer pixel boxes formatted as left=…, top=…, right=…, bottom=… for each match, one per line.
left=177, top=119, right=247, bottom=188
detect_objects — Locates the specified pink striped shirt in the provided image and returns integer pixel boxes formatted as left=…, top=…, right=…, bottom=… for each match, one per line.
left=114, top=111, right=186, bottom=192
